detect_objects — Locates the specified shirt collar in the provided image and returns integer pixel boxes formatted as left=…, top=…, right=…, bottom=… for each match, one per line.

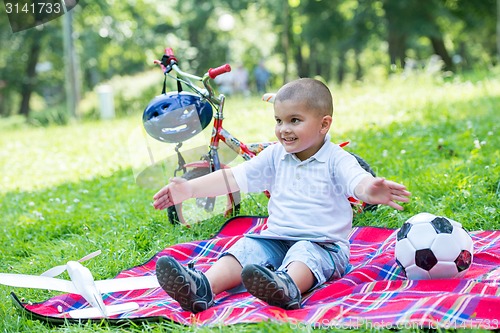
left=281, top=134, right=331, bottom=163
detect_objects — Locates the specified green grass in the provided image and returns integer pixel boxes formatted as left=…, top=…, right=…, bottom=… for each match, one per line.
left=0, top=70, right=499, bottom=332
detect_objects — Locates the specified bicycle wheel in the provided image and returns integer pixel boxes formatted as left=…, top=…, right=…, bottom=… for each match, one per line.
left=167, top=167, right=241, bottom=225
left=349, top=153, right=378, bottom=212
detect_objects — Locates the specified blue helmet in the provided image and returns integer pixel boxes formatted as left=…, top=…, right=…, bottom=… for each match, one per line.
left=142, top=91, right=213, bottom=143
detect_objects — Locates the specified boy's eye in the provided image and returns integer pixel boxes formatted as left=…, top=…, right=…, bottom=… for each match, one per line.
left=275, top=118, right=282, bottom=124
left=291, top=118, right=300, bottom=123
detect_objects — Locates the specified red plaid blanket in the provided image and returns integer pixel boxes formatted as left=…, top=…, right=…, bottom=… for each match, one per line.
left=12, top=216, right=500, bottom=329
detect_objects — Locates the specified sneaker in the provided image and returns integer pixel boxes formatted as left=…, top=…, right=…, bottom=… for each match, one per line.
left=156, top=256, right=214, bottom=313
left=241, top=264, right=302, bottom=310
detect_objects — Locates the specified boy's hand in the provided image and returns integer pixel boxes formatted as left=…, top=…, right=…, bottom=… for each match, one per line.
left=153, top=177, right=193, bottom=210
left=356, top=176, right=411, bottom=210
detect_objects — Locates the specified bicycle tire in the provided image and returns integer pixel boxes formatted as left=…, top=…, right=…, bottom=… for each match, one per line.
left=167, top=167, right=242, bottom=225
left=349, top=152, right=378, bottom=212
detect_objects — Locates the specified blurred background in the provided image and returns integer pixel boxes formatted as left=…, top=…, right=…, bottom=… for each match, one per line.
left=0, top=0, right=498, bottom=125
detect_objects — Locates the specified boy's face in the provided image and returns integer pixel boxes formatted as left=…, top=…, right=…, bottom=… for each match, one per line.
left=274, top=100, right=332, bottom=161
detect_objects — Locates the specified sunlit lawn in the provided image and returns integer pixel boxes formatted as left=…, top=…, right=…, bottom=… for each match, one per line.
left=0, top=70, right=498, bottom=332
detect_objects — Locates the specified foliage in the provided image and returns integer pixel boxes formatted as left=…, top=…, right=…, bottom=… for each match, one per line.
left=0, top=69, right=498, bottom=332
left=0, top=0, right=498, bottom=118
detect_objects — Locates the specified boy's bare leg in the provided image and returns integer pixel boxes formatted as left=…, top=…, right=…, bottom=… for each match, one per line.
left=286, top=261, right=315, bottom=293
left=205, top=255, right=243, bottom=294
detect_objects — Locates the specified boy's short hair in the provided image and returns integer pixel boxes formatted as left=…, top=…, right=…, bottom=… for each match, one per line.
left=274, top=78, right=333, bottom=116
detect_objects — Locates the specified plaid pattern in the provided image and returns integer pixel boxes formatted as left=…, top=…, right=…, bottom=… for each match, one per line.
left=13, top=216, right=500, bottom=328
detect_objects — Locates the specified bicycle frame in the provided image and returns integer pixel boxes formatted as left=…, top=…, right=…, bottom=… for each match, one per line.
left=156, top=51, right=274, bottom=175
left=183, top=102, right=275, bottom=172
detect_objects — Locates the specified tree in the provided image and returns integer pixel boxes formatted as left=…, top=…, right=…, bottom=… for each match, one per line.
left=442, top=0, right=498, bottom=67
left=382, top=0, right=409, bottom=69
left=18, top=29, right=44, bottom=117
left=0, top=23, right=57, bottom=118
left=383, top=0, right=459, bottom=71
left=0, top=0, right=498, bottom=120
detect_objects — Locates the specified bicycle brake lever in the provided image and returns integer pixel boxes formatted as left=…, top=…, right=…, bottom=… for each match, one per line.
left=155, top=54, right=178, bottom=74
left=153, top=60, right=167, bottom=73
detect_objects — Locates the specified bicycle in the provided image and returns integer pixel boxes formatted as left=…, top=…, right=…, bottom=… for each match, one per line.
left=142, top=48, right=377, bottom=225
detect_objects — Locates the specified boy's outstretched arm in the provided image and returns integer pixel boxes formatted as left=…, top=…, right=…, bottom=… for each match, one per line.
left=354, top=176, right=411, bottom=210
left=153, top=169, right=240, bottom=210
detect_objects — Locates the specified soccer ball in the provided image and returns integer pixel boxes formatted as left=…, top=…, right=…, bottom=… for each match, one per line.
left=395, top=212, right=473, bottom=280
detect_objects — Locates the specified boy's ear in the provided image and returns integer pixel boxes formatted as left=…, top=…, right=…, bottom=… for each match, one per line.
left=320, top=115, right=333, bottom=133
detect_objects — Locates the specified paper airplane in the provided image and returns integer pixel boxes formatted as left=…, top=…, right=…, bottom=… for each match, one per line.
left=0, top=259, right=159, bottom=319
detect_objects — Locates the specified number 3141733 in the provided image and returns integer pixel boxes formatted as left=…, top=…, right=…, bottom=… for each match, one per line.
left=5, top=2, right=62, bottom=15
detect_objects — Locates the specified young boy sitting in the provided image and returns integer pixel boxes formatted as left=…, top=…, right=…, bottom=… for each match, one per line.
left=152, top=78, right=411, bottom=313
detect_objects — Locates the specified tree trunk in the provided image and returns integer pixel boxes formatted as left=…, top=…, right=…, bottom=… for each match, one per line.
left=429, top=36, right=454, bottom=71
left=295, top=44, right=306, bottom=77
left=321, top=55, right=331, bottom=82
left=19, top=31, right=42, bottom=117
left=354, top=48, right=363, bottom=80
left=387, top=30, right=406, bottom=70
left=337, top=52, right=346, bottom=84
left=281, top=0, right=290, bottom=84
left=497, top=0, right=500, bottom=63
left=383, top=0, right=407, bottom=70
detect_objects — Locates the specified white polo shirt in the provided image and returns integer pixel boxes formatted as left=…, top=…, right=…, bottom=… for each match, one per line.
left=231, top=135, right=371, bottom=255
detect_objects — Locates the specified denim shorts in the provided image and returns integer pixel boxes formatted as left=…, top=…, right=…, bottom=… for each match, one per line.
left=222, top=236, right=350, bottom=291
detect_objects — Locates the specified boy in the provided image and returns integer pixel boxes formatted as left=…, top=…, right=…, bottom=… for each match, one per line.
left=152, top=78, right=411, bottom=313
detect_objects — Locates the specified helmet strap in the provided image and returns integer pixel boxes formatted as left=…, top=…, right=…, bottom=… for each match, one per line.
left=162, top=75, right=167, bottom=94
left=176, top=76, right=183, bottom=93
left=161, top=75, right=183, bottom=95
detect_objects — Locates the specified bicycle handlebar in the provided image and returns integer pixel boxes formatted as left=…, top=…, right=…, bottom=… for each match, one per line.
left=154, top=47, right=231, bottom=104
left=208, top=64, right=232, bottom=79
left=155, top=47, right=231, bottom=80
left=165, top=48, right=175, bottom=57
left=171, top=64, right=203, bottom=81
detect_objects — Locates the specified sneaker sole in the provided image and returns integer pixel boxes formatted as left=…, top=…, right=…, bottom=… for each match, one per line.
left=156, top=257, right=210, bottom=313
left=241, top=264, right=301, bottom=310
